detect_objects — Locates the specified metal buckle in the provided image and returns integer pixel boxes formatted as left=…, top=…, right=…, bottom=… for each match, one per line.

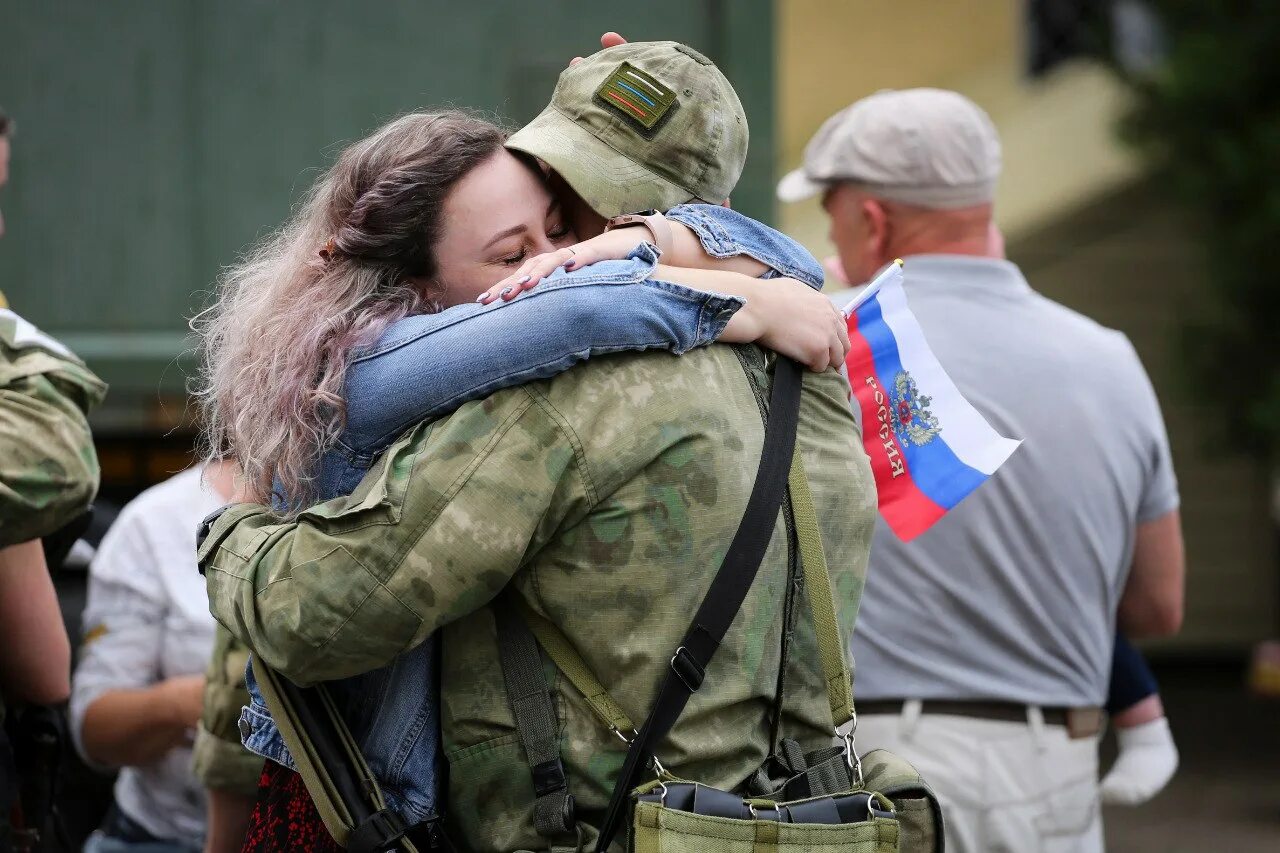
left=841, top=713, right=864, bottom=787
left=613, top=725, right=669, bottom=778
left=669, top=645, right=705, bottom=692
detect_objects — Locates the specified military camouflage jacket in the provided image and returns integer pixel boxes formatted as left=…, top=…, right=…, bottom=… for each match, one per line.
left=0, top=309, right=105, bottom=548
left=202, top=346, right=876, bottom=851
left=192, top=624, right=264, bottom=795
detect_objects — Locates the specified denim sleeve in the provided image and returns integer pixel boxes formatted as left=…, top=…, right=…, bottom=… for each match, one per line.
left=340, top=243, right=744, bottom=456
left=665, top=204, right=825, bottom=290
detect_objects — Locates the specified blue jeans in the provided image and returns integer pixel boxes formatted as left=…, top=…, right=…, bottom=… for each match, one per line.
left=238, top=204, right=825, bottom=825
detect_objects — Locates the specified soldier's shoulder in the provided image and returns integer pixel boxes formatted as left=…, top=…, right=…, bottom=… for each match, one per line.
left=0, top=310, right=106, bottom=407
left=538, top=345, right=745, bottom=409
left=0, top=309, right=85, bottom=378
left=0, top=309, right=78, bottom=360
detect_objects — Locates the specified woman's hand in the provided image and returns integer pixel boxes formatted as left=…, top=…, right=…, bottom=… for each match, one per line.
left=723, top=277, right=850, bottom=372
left=478, top=229, right=649, bottom=305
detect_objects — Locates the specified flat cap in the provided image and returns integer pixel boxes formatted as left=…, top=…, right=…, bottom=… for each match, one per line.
left=777, top=88, right=1001, bottom=209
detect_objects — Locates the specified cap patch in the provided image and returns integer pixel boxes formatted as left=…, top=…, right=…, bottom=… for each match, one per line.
left=595, top=62, right=677, bottom=131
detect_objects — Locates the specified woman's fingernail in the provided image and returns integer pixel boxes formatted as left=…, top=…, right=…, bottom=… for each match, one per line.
left=518, top=275, right=531, bottom=284
left=475, top=294, right=488, bottom=303
left=500, top=287, right=513, bottom=297
left=564, top=259, right=576, bottom=269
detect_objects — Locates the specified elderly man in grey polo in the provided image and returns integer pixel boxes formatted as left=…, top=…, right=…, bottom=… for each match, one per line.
left=779, top=88, right=1186, bottom=852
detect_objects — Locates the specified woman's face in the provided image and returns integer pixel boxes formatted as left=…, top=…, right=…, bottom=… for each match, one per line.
left=432, top=150, right=576, bottom=307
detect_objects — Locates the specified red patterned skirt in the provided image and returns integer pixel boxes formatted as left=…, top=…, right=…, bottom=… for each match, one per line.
left=241, top=761, right=341, bottom=853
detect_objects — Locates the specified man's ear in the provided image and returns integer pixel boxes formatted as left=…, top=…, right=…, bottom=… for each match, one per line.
left=861, top=198, right=890, bottom=262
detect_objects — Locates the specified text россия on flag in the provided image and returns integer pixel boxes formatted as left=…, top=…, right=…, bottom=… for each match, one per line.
left=843, top=261, right=1022, bottom=541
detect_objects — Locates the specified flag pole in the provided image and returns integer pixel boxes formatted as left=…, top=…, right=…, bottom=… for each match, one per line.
left=842, top=258, right=905, bottom=318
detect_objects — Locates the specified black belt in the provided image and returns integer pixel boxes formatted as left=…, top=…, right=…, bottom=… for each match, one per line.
left=859, top=700, right=1105, bottom=738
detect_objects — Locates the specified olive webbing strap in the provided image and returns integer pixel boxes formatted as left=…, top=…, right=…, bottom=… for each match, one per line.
left=787, top=451, right=856, bottom=729
left=516, top=599, right=637, bottom=735
left=253, top=662, right=420, bottom=853
left=594, top=358, right=805, bottom=853
left=493, top=597, right=575, bottom=838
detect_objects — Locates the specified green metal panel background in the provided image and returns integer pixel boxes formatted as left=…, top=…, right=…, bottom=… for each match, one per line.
left=0, top=0, right=774, bottom=420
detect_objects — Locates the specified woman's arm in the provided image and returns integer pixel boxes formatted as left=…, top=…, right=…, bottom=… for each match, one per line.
left=340, top=208, right=840, bottom=455
left=0, top=540, right=71, bottom=705
left=343, top=258, right=848, bottom=454
left=484, top=205, right=825, bottom=302
left=652, top=265, right=849, bottom=372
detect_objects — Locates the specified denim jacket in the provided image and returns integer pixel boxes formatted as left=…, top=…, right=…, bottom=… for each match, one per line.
left=238, top=204, right=823, bottom=825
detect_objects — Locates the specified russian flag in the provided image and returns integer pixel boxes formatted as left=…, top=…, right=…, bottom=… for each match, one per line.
left=843, top=261, right=1021, bottom=541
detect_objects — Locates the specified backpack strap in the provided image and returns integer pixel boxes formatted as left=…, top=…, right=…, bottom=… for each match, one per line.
left=493, top=598, right=575, bottom=838
left=788, top=449, right=856, bottom=733
left=251, top=661, right=421, bottom=853
left=516, top=599, right=637, bottom=737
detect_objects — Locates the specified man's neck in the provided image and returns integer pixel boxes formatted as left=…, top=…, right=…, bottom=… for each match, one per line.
left=887, top=204, right=1001, bottom=261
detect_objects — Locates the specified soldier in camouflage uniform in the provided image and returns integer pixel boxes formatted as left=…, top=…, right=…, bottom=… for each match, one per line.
left=0, top=299, right=104, bottom=849
left=203, top=341, right=875, bottom=852
left=199, top=40, right=875, bottom=852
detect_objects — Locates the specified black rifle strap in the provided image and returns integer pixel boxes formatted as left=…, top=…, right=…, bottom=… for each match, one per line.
left=594, top=357, right=804, bottom=852
left=274, top=680, right=378, bottom=827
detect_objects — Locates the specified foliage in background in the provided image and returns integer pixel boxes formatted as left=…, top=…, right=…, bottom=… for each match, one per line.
left=1114, top=1, right=1280, bottom=460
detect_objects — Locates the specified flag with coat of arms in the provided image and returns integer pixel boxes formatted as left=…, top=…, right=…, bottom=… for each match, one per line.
left=843, top=260, right=1022, bottom=541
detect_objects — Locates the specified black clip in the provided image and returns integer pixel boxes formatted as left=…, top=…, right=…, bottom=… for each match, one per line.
left=347, top=808, right=408, bottom=853
left=530, top=757, right=569, bottom=797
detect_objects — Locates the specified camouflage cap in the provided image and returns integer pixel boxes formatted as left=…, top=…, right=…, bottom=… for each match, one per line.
left=506, top=41, right=748, bottom=218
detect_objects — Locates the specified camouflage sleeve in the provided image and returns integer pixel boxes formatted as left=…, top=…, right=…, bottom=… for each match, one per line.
left=200, top=385, right=591, bottom=686
left=0, top=337, right=107, bottom=548
left=192, top=625, right=263, bottom=795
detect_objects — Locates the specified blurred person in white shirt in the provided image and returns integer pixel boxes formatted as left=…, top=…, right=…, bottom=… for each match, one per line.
left=70, top=463, right=235, bottom=853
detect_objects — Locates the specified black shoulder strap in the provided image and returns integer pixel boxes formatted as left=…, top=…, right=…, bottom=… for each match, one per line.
left=594, top=357, right=804, bottom=852
left=493, top=596, right=575, bottom=838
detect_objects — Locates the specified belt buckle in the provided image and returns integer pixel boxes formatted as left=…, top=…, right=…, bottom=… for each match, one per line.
left=1065, top=707, right=1104, bottom=739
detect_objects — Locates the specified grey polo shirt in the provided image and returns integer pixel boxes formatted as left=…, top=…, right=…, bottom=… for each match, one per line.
left=847, top=255, right=1179, bottom=708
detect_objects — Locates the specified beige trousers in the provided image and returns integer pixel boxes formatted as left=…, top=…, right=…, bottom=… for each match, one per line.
left=857, top=702, right=1104, bottom=853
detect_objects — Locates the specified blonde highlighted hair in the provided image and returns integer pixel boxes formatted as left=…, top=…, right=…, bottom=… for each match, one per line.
left=192, top=111, right=507, bottom=509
